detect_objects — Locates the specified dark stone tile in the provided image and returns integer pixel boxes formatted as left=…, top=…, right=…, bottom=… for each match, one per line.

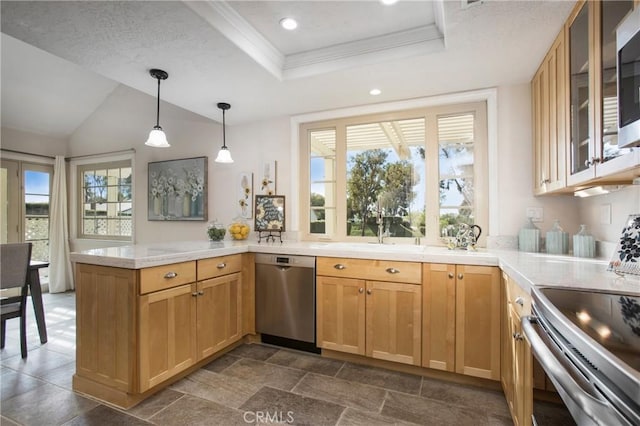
left=336, top=363, right=421, bottom=395
left=170, top=369, right=261, bottom=409
left=533, top=400, right=576, bottom=426
left=267, top=349, right=344, bottom=376
left=488, top=414, right=515, bottom=426
left=149, top=394, right=247, bottom=426
left=1, top=383, right=98, bottom=425
left=202, top=353, right=241, bottom=373
left=221, top=358, right=306, bottom=391
left=228, top=344, right=279, bottom=361
left=126, top=388, right=184, bottom=420
left=338, top=408, right=420, bottom=426
left=420, top=378, right=510, bottom=417
left=382, top=390, right=488, bottom=426
left=1, top=415, right=21, bottom=425
left=293, top=373, right=386, bottom=412
left=240, top=386, right=345, bottom=426
left=63, top=404, right=152, bottom=425
left=1, top=368, right=46, bottom=401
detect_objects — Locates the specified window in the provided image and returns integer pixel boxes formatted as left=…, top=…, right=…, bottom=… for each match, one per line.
left=24, top=166, right=51, bottom=261
left=300, top=102, right=487, bottom=245
left=78, top=161, right=132, bottom=240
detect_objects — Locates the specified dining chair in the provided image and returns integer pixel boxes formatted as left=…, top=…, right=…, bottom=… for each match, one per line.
left=1, top=242, right=32, bottom=358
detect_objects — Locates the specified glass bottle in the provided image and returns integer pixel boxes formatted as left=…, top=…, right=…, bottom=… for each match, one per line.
left=228, top=216, right=250, bottom=241
left=573, top=224, right=595, bottom=258
left=546, top=220, right=569, bottom=255
left=207, top=219, right=226, bottom=241
left=519, top=217, right=541, bottom=252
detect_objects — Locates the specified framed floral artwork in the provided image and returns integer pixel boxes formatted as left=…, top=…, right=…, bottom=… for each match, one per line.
left=148, top=156, right=208, bottom=221
left=238, top=172, right=253, bottom=219
left=260, top=160, right=277, bottom=195
left=255, top=195, right=285, bottom=231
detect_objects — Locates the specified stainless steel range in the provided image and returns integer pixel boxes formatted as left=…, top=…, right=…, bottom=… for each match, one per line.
left=523, top=286, right=640, bottom=426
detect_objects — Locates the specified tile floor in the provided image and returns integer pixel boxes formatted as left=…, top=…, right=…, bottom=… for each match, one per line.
left=0, top=292, right=527, bottom=425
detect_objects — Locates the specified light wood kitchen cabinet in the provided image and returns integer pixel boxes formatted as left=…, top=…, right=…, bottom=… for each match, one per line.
left=565, top=0, right=637, bottom=186
left=422, top=263, right=456, bottom=372
left=532, top=27, right=568, bottom=195
left=74, top=254, right=247, bottom=408
left=454, top=265, right=501, bottom=380
left=316, top=257, right=422, bottom=366
left=138, top=283, right=198, bottom=392
left=501, top=272, right=533, bottom=426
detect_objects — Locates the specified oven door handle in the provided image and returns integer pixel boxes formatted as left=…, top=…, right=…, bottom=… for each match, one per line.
left=522, top=315, right=626, bottom=426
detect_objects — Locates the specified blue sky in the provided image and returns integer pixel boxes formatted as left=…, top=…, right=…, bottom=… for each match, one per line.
left=25, top=170, right=50, bottom=202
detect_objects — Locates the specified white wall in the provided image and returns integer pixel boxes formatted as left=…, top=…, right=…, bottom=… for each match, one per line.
left=1, top=127, right=68, bottom=157
left=577, top=185, right=640, bottom=243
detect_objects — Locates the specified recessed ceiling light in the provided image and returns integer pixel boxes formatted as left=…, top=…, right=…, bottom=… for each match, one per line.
left=280, top=17, right=298, bottom=30
left=380, top=0, right=399, bottom=5
left=369, top=88, right=382, bottom=96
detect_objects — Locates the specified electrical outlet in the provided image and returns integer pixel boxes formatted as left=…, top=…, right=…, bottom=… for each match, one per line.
left=526, top=207, right=544, bottom=222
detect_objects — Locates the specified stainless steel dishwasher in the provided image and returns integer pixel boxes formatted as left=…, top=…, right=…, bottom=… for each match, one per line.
left=255, top=253, right=317, bottom=352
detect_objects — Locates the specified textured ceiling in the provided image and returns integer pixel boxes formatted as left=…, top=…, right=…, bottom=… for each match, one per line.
left=0, top=0, right=574, bottom=141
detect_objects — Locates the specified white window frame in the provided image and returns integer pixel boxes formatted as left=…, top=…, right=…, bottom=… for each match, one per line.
left=70, top=153, right=135, bottom=242
left=291, top=88, right=498, bottom=245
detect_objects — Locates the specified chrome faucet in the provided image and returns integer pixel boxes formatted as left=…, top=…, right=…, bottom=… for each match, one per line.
left=376, top=204, right=390, bottom=244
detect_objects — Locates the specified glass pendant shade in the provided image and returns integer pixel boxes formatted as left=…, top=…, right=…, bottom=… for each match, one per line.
left=215, top=146, right=233, bottom=163
left=145, top=126, right=170, bottom=148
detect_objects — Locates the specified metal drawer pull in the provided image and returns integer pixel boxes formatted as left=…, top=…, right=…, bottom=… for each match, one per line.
left=386, top=267, right=400, bottom=274
left=448, top=272, right=454, bottom=279
left=359, top=288, right=364, bottom=294
left=515, top=296, right=524, bottom=307
left=334, top=264, right=346, bottom=270
left=192, top=292, right=199, bottom=297
left=458, top=273, right=464, bottom=280
left=217, top=262, right=226, bottom=269
left=164, top=272, right=178, bottom=279
left=512, top=332, right=524, bottom=341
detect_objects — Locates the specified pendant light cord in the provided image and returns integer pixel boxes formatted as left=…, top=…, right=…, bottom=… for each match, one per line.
left=155, top=77, right=161, bottom=128
left=222, top=108, right=226, bottom=148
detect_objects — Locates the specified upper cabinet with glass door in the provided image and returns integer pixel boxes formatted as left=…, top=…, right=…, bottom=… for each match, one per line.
left=567, top=0, right=637, bottom=186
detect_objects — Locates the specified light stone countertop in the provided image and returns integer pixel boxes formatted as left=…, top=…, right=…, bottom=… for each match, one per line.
left=70, top=240, right=640, bottom=296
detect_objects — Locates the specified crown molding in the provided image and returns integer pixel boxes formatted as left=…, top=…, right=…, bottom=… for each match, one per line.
left=184, top=0, right=446, bottom=81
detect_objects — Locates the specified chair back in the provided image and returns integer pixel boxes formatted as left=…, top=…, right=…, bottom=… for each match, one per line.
left=1, top=243, right=32, bottom=290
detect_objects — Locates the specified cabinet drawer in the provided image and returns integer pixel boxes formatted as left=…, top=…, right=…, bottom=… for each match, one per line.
left=139, top=261, right=196, bottom=295
left=317, top=257, right=421, bottom=284
left=505, top=275, right=531, bottom=317
left=197, top=254, right=242, bottom=280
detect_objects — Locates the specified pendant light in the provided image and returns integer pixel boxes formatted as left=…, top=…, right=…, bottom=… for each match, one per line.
left=145, top=69, right=170, bottom=148
left=215, top=102, right=233, bottom=163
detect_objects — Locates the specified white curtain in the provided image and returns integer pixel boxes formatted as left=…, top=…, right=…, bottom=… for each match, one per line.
left=49, top=155, right=74, bottom=292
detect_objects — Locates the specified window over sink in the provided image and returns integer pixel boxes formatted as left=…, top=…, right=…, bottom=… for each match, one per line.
left=299, top=102, right=488, bottom=245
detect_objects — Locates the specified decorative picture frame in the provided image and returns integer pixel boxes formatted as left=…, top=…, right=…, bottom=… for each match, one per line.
left=255, top=195, right=285, bottom=231
left=608, top=214, right=640, bottom=276
left=260, top=160, right=277, bottom=195
left=238, top=172, right=253, bottom=219
left=148, top=156, right=208, bottom=221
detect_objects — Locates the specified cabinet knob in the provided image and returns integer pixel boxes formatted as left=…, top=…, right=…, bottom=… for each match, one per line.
left=385, top=267, right=400, bottom=274
left=366, top=289, right=372, bottom=295
left=164, top=272, right=178, bottom=279
left=514, top=296, right=524, bottom=307
left=448, top=272, right=454, bottom=279
left=457, top=273, right=464, bottom=280
left=513, top=332, right=524, bottom=341
left=334, top=264, right=346, bottom=270
left=216, top=262, right=226, bottom=269
left=198, top=290, right=204, bottom=296
left=191, top=291, right=199, bottom=297
left=358, top=287, right=364, bottom=294
left=540, top=178, right=550, bottom=185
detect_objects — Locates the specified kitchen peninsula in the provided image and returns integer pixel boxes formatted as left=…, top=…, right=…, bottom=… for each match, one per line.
left=70, top=241, right=640, bottom=413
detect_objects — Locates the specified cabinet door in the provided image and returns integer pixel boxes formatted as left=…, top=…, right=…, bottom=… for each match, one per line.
left=510, top=306, right=533, bottom=426
left=316, top=275, right=365, bottom=355
left=366, top=280, right=421, bottom=366
left=197, top=273, right=242, bottom=360
left=501, top=273, right=515, bottom=417
left=422, top=264, right=456, bottom=371
left=138, top=283, right=197, bottom=392
left=455, top=265, right=500, bottom=380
